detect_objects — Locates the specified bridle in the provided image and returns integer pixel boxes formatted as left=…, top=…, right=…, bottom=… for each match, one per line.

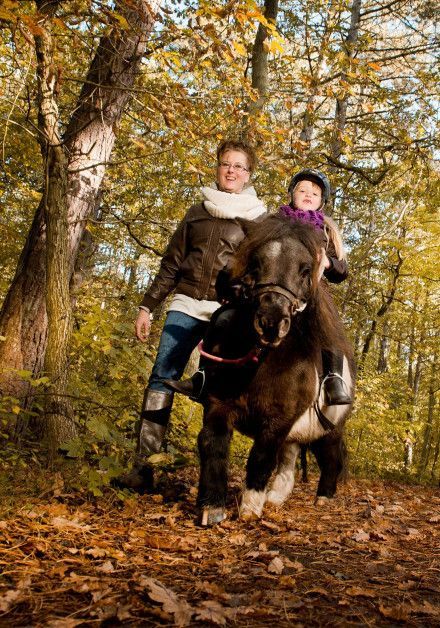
left=197, top=282, right=307, bottom=367
left=252, top=282, right=308, bottom=313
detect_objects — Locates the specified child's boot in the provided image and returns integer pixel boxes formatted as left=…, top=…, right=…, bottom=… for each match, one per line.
left=322, top=350, right=352, bottom=405
left=164, top=370, right=205, bottom=401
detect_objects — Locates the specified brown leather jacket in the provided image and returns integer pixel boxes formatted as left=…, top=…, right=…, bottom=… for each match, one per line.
left=140, top=203, right=264, bottom=311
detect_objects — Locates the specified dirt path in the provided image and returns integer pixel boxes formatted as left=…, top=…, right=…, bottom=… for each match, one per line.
left=1, top=468, right=439, bottom=626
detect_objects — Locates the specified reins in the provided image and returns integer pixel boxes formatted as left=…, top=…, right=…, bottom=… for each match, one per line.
left=198, top=341, right=262, bottom=366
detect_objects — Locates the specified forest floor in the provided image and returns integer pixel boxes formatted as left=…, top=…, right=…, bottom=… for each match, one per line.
left=0, top=465, right=439, bottom=627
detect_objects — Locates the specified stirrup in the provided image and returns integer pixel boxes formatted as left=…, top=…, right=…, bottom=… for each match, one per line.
left=322, top=372, right=352, bottom=406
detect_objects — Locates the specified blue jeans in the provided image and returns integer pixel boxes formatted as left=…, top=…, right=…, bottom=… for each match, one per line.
left=148, top=311, right=209, bottom=393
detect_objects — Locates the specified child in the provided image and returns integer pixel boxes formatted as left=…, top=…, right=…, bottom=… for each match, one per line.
left=166, top=168, right=352, bottom=406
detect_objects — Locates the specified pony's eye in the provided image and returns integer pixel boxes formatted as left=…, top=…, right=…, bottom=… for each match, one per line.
left=300, top=265, right=311, bottom=278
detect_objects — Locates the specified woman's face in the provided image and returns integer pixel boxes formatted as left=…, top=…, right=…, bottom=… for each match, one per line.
left=217, top=149, right=251, bottom=194
left=292, top=180, right=322, bottom=211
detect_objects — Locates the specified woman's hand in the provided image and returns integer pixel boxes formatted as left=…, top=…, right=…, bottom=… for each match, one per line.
left=135, top=308, right=151, bottom=342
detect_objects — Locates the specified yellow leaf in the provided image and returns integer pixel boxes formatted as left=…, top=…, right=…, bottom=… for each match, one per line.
left=113, top=12, right=130, bottom=30
left=0, top=10, right=15, bottom=21
left=368, top=62, right=381, bottom=71
left=232, top=41, right=247, bottom=56
left=263, top=38, right=284, bottom=54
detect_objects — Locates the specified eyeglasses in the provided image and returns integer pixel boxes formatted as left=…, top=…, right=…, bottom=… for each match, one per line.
left=218, top=161, right=249, bottom=173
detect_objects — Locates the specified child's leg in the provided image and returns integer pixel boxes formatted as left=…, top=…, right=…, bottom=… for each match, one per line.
left=321, top=349, right=352, bottom=405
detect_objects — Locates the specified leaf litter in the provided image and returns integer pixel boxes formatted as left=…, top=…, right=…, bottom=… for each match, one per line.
left=0, top=467, right=439, bottom=626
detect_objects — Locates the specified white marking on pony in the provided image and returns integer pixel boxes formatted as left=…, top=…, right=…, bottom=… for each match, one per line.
left=287, top=357, right=353, bottom=443
left=240, top=489, right=266, bottom=518
left=267, top=442, right=300, bottom=506
left=264, top=241, right=282, bottom=259
left=287, top=369, right=324, bottom=442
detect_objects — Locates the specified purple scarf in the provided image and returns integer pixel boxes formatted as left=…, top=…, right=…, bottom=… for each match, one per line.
left=279, top=205, right=325, bottom=231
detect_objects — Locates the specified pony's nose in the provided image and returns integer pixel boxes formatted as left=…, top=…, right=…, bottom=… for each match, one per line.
left=278, top=316, right=291, bottom=338
left=255, top=313, right=290, bottom=343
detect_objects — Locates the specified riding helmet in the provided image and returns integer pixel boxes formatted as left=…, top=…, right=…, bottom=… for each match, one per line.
left=288, top=169, right=331, bottom=205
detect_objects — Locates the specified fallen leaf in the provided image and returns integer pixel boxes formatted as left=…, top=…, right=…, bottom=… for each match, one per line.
left=370, top=531, right=388, bottom=541
left=195, top=600, right=228, bottom=625
left=410, top=600, right=439, bottom=616
left=51, top=516, right=91, bottom=531
left=0, top=589, right=22, bottom=613
left=97, top=560, right=114, bottom=573
left=116, top=604, right=133, bottom=621
left=284, top=558, right=304, bottom=572
left=279, top=575, right=296, bottom=588
left=141, top=577, right=193, bottom=626
left=268, top=556, right=284, bottom=574
left=197, top=581, right=230, bottom=601
left=86, top=547, right=107, bottom=558
left=379, top=603, right=410, bottom=621
left=346, top=586, right=376, bottom=598
left=306, top=587, right=330, bottom=597
left=260, top=519, right=281, bottom=532
left=229, top=532, right=247, bottom=546
left=353, top=529, right=370, bottom=542
left=46, top=619, right=81, bottom=628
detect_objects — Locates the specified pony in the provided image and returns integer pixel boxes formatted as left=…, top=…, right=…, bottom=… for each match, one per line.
left=196, top=215, right=355, bottom=525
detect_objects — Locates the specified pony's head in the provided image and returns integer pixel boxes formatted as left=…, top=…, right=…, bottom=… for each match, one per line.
left=232, top=216, right=322, bottom=347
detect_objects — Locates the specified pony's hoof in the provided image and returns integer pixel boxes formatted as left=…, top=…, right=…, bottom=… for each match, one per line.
left=200, top=507, right=227, bottom=526
left=315, top=495, right=331, bottom=506
left=239, top=508, right=261, bottom=522
left=266, top=491, right=285, bottom=507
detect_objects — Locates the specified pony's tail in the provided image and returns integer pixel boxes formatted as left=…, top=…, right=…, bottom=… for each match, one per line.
left=324, top=215, right=346, bottom=261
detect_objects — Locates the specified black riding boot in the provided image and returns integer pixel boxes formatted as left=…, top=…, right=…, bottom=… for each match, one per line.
left=164, top=369, right=206, bottom=401
left=113, top=389, right=173, bottom=493
left=322, top=350, right=352, bottom=406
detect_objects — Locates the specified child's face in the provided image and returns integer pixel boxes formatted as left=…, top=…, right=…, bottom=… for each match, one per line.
left=292, top=180, right=322, bottom=211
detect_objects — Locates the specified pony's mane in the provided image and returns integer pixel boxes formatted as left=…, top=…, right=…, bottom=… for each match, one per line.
left=232, top=215, right=352, bottom=358
left=232, top=215, right=321, bottom=278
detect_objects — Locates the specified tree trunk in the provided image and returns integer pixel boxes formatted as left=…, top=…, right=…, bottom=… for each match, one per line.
left=377, top=320, right=389, bottom=373
left=418, top=356, right=437, bottom=478
left=358, top=249, right=402, bottom=372
left=0, top=1, right=161, bottom=432
left=299, top=3, right=337, bottom=146
left=248, top=0, right=279, bottom=118
left=33, top=0, right=75, bottom=450
left=329, top=0, right=362, bottom=161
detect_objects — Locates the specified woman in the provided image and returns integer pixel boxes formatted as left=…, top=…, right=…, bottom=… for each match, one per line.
left=117, top=140, right=266, bottom=492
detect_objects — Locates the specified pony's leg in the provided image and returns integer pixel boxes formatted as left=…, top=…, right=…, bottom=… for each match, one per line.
left=240, top=436, right=282, bottom=519
left=310, top=433, right=346, bottom=505
left=300, top=445, right=309, bottom=483
left=266, top=442, right=300, bottom=507
left=197, top=408, right=233, bottom=525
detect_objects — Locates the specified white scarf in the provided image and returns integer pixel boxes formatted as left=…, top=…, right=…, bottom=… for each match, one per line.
left=201, top=184, right=266, bottom=220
